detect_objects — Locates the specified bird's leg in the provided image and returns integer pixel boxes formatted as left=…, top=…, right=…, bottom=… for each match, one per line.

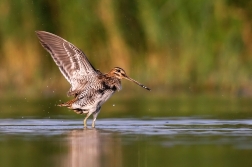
left=92, top=118, right=97, bottom=128
left=83, top=112, right=92, bottom=128
left=92, top=107, right=101, bottom=128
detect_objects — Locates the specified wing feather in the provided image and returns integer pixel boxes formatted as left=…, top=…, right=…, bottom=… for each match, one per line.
left=36, top=31, right=98, bottom=84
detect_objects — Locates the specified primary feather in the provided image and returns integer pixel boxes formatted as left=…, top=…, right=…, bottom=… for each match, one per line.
left=36, top=31, right=98, bottom=96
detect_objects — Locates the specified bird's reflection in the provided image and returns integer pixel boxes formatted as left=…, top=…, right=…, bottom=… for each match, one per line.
left=59, top=128, right=122, bottom=167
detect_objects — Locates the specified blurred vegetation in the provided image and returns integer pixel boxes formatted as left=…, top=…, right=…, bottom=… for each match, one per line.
left=0, top=0, right=252, bottom=97
left=1, top=95, right=252, bottom=119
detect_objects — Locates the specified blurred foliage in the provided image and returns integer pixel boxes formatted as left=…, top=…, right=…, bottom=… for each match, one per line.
left=1, top=95, right=252, bottom=119
left=0, top=0, right=252, bottom=97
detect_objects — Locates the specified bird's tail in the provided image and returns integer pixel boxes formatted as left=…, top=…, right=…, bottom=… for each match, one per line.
left=57, top=103, right=68, bottom=107
left=57, top=98, right=77, bottom=107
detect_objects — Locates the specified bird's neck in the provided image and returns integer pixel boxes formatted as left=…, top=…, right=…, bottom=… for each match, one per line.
left=103, top=73, right=122, bottom=91
left=105, top=71, right=117, bottom=78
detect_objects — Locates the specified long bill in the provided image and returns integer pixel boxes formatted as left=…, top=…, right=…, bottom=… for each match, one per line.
left=123, top=75, right=151, bottom=91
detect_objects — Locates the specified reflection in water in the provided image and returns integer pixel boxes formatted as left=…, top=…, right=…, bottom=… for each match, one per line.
left=60, top=129, right=122, bottom=167
left=1, top=119, right=252, bottom=167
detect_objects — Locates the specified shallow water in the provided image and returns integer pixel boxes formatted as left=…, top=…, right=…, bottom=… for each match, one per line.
left=1, top=118, right=252, bottom=167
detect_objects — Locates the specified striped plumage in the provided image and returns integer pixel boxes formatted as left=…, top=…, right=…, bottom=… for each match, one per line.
left=36, top=31, right=150, bottom=128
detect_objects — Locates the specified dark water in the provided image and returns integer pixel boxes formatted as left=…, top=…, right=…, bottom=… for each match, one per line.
left=1, top=118, right=252, bottom=167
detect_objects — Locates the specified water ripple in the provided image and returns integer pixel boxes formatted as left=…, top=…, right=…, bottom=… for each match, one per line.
left=0, top=117, right=252, bottom=137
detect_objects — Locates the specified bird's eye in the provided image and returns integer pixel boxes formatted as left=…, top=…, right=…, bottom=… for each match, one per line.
left=116, top=69, right=120, bottom=73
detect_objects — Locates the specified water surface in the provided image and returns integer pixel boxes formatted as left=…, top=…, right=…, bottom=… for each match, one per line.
left=1, top=118, right=252, bottom=167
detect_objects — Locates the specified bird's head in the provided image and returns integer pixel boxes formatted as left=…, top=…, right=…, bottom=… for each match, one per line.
left=110, top=67, right=127, bottom=79
left=109, top=67, right=151, bottom=91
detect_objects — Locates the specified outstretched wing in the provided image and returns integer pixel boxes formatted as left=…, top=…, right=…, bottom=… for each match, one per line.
left=36, top=31, right=98, bottom=84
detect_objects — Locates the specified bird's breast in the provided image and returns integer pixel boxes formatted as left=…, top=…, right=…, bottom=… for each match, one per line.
left=98, top=89, right=115, bottom=105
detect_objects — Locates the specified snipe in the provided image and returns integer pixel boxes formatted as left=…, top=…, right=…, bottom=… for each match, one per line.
left=36, top=31, right=150, bottom=128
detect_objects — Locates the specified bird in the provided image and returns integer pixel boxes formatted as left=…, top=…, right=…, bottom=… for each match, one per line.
left=35, top=31, right=151, bottom=128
